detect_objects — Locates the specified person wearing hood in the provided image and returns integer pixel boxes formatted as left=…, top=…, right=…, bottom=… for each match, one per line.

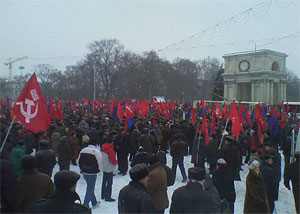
left=30, top=170, right=91, bottom=213
left=35, top=140, right=56, bottom=177
left=101, top=137, right=117, bottom=202
left=17, top=155, right=55, bottom=212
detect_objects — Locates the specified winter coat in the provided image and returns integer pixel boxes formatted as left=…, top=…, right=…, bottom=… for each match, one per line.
left=212, top=165, right=236, bottom=203
left=217, top=143, right=241, bottom=181
left=146, top=162, right=169, bottom=211
left=265, top=148, right=281, bottom=182
left=79, top=144, right=102, bottom=174
left=17, top=169, right=55, bottom=213
left=130, top=151, right=149, bottom=167
left=114, top=133, right=129, bottom=157
left=50, top=131, right=60, bottom=155
left=191, top=137, right=207, bottom=165
left=284, top=159, right=299, bottom=213
left=170, top=182, right=221, bottom=214
left=156, top=151, right=175, bottom=186
left=129, top=129, right=140, bottom=155
left=171, top=141, right=186, bottom=161
left=57, top=140, right=72, bottom=167
left=9, top=144, right=26, bottom=176
left=118, top=181, right=155, bottom=214
left=243, top=169, right=270, bottom=214
left=30, top=190, right=91, bottom=213
left=101, top=143, right=117, bottom=173
left=35, top=146, right=56, bottom=177
left=140, top=134, right=155, bottom=156
left=0, top=158, right=19, bottom=213
left=70, top=135, right=80, bottom=160
left=260, top=161, right=277, bottom=203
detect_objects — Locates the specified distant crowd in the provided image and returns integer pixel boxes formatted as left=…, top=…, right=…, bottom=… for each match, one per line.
left=0, top=101, right=299, bottom=214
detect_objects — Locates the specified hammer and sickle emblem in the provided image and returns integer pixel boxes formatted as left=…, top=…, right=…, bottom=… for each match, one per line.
left=16, top=99, right=38, bottom=123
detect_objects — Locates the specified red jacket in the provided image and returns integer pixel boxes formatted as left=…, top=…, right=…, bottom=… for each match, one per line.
left=101, top=143, right=117, bottom=165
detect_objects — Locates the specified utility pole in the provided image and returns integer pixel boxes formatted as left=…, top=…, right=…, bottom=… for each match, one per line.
left=93, top=61, right=96, bottom=101
left=19, top=66, right=25, bottom=87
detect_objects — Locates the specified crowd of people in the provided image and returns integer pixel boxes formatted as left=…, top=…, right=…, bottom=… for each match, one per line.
left=0, top=102, right=299, bottom=213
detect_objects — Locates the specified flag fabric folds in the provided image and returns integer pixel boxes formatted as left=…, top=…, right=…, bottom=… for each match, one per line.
left=11, top=73, right=51, bottom=133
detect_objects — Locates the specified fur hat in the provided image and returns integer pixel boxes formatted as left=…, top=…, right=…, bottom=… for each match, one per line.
left=188, top=167, right=206, bottom=181
left=216, top=158, right=227, bottom=167
left=129, top=163, right=149, bottom=181
left=249, top=160, right=260, bottom=170
left=148, top=155, right=160, bottom=165
left=82, top=135, right=90, bottom=143
left=21, top=155, right=37, bottom=170
left=54, top=170, right=80, bottom=191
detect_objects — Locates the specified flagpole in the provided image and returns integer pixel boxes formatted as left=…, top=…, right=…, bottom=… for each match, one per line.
left=218, top=118, right=229, bottom=149
left=0, top=115, right=16, bottom=153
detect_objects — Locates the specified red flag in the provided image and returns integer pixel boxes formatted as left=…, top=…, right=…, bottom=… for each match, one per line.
left=238, top=102, right=246, bottom=125
left=257, top=124, right=264, bottom=145
left=210, top=105, right=216, bottom=134
left=201, top=113, right=209, bottom=145
left=228, top=100, right=243, bottom=137
left=280, top=103, right=286, bottom=128
left=191, top=108, right=196, bottom=125
left=117, top=101, right=124, bottom=120
left=254, top=104, right=266, bottom=129
left=11, top=73, right=50, bottom=133
left=215, top=101, right=223, bottom=118
left=223, top=102, right=228, bottom=117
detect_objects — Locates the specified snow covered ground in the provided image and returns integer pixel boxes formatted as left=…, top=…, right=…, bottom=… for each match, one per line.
left=51, top=152, right=296, bottom=214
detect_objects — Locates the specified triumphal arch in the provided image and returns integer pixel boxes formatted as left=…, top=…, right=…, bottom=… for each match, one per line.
left=222, top=49, right=287, bottom=104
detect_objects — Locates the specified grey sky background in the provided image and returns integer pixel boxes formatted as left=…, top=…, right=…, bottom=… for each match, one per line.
left=0, top=0, right=299, bottom=79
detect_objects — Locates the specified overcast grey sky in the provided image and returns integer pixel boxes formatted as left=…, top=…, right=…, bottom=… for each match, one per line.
left=0, top=0, right=299, bottom=79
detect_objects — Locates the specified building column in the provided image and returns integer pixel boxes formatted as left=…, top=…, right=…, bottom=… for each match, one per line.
left=251, top=81, right=255, bottom=102
left=270, top=81, right=274, bottom=104
left=266, top=80, right=270, bottom=104
left=283, top=82, right=286, bottom=101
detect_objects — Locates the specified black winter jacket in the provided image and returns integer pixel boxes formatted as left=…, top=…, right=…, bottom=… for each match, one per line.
left=35, top=147, right=56, bottom=177
left=118, top=181, right=155, bottom=213
left=170, top=182, right=220, bottom=213
left=212, top=165, right=236, bottom=203
left=30, top=190, right=90, bottom=213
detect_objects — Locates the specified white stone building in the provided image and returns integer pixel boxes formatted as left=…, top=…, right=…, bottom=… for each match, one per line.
left=222, top=49, right=287, bottom=104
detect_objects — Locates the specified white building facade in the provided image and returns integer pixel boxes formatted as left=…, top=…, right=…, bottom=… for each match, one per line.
left=222, top=49, right=287, bottom=105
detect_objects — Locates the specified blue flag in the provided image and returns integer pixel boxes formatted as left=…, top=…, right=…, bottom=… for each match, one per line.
left=267, top=115, right=278, bottom=136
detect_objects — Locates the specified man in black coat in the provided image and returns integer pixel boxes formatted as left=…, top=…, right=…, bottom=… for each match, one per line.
left=212, top=158, right=236, bottom=213
left=0, top=153, right=19, bottom=213
left=171, top=140, right=187, bottom=182
left=260, top=154, right=277, bottom=213
left=170, top=167, right=220, bottom=213
left=31, top=170, right=91, bottom=213
left=284, top=151, right=300, bottom=214
left=35, top=140, right=56, bottom=177
left=57, top=137, right=72, bottom=171
left=114, top=129, right=129, bottom=175
left=131, top=146, right=149, bottom=167
left=118, top=164, right=155, bottom=213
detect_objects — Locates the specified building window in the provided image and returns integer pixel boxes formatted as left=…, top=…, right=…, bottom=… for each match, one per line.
left=271, top=61, right=279, bottom=71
